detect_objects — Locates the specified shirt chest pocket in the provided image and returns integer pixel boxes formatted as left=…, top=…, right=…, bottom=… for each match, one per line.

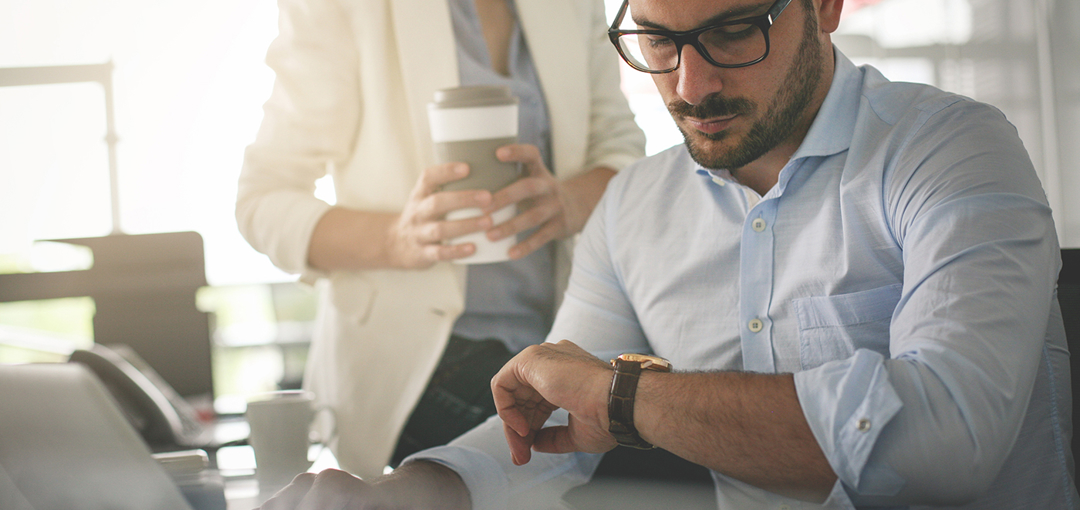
left=793, top=284, right=902, bottom=371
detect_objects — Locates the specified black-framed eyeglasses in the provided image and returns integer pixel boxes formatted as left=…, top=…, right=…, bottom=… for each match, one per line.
left=608, top=0, right=793, bottom=74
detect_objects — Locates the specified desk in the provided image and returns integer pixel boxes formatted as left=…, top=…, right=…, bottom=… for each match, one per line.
left=222, top=445, right=339, bottom=510
left=220, top=449, right=717, bottom=510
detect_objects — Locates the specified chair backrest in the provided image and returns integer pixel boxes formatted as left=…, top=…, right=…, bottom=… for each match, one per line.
left=0, top=232, right=212, bottom=397
left=1059, top=249, right=1080, bottom=466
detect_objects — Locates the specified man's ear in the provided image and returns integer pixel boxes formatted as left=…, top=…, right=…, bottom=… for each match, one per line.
left=817, top=0, right=844, bottom=33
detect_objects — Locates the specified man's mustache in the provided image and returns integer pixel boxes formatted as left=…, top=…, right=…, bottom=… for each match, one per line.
left=667, top=94, right=754, bottom=119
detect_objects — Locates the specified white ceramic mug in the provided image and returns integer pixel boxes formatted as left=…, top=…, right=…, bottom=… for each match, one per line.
left=245, top=391, right=334, bottom=494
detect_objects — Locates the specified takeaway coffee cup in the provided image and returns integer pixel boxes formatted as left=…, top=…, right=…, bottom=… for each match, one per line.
left=428, top=85, right=520, bottom=264
left=246, top=391, right=334, bottom=496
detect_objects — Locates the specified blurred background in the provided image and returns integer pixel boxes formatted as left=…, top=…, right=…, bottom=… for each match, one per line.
left=1, top=0, right=1077, bottom=414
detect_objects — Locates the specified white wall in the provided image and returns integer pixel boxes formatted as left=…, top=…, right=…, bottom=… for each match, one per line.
left=1048, top=0, right=1080, bottom=247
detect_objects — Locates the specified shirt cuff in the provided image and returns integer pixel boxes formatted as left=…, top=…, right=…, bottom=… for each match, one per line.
left=794, top=349, right=904, bottom=496
left=819, top=477, right=858, bottom=509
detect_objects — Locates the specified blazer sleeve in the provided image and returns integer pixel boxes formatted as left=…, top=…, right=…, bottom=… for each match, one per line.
left=235, top=0, right=360, bottom=276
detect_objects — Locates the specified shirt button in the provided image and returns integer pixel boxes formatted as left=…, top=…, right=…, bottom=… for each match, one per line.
left=711, top=176, right=726, bottom=186
left=748, top=318, right=763, bottom=333
left=751, top=218, right=767, bottom=232
left=857, top=418, right=871, bottom=432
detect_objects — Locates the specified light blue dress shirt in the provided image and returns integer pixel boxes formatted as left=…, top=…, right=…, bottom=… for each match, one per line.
left=408, top=50, right=1076, bottom=509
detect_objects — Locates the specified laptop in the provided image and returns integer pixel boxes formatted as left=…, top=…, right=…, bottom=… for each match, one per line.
left=0, top=362, right=195, bottom=510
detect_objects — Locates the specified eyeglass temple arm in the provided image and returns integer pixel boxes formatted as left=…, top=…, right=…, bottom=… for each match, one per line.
left=767, top=0, right=793, bottom=24
left=610, top=0, right=630, bottom=31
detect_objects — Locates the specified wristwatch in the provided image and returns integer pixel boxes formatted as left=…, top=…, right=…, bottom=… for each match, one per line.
left=608, top=353, right=672, bottom=449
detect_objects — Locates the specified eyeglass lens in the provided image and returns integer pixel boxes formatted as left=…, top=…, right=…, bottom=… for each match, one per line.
left=616, top=25, right=767, bottom=71
left=613, top=2, right=770, bottom=72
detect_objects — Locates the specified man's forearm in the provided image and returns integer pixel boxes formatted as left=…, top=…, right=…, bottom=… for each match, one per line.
left=632, top=371, right=837, bottom=502
left=492, top=341, right=838, bottom=500
left=376, top=461, right=472, bottom=509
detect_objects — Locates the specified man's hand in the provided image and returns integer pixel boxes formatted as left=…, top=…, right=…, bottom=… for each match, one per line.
left=491, top=340, right=617, bottom=465
left=484, top=145, right=615, bottom=260
left=257, top=470, right=379, bottom=510
left=257, top=462, right=470, bottom=510
left=384, top=162, right=497, bottom=268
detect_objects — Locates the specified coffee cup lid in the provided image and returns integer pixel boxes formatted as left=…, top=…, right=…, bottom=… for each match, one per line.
left=432, top=85, right=518, bottom=108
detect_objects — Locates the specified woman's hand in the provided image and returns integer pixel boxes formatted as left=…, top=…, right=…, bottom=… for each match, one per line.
left=307, top=162, right=497, bottom=271
left=384, top=162, right=497, bottom=268
left=483, top=145, right=615, bottom=260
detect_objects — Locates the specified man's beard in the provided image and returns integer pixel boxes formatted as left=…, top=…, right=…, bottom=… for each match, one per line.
left=669, top=17, right=826, bottom=172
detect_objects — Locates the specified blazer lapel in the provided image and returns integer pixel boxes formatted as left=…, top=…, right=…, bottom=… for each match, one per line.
left=516, top=0, right=588, bottom=175
left=391, top=0, right=459, bottom=162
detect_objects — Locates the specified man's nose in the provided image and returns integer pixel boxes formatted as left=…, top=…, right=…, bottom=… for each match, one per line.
left=675, top=44, right=724, bottom=106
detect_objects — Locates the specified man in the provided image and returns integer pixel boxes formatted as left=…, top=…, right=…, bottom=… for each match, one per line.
left=260, top=0, right=1075, bottom=507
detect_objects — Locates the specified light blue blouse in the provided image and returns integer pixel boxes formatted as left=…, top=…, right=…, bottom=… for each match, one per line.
left=448, top=0, right=556, bottom=353
left=411, top=50, right=1076, bottom=509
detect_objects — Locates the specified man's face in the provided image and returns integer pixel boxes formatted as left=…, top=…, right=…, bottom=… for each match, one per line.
left=630, top=0, right=831, bottom=171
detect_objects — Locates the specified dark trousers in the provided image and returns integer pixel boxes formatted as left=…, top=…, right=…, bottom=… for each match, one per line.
left=390, top=334, right=514, bottom=466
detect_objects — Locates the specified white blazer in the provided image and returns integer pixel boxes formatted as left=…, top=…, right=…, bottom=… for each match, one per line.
left=236, top=0, right=645, bottom=479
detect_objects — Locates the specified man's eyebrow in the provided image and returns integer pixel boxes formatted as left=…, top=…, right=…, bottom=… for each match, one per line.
left=632, top=2, right=772, bottom=31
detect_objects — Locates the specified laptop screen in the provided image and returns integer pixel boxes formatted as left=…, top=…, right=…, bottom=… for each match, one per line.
left=0, top=363, right=194, bottom=510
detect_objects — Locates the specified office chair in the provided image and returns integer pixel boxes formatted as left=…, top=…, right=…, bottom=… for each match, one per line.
left=1059, top=248, right=1080, bottom=467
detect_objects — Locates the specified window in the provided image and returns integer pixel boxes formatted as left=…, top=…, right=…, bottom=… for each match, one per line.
left=0, top=0, right=285, bottom=285
left=0, top=0, right=299, bottom=411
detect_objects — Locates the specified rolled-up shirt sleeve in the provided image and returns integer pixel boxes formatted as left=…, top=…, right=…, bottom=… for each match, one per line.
left=795, top=101, right=1061, bottom=506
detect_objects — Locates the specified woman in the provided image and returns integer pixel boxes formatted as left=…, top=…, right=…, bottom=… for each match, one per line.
left=236, top=0, right=645, bottom=479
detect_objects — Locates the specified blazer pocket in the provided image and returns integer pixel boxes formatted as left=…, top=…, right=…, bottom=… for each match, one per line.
left=329, top=273, right=378, bottom=326
left=793, top=284, right=902, bottom=370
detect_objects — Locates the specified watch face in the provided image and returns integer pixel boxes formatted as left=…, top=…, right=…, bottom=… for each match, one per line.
left=616, top=353, right=672, bottom=372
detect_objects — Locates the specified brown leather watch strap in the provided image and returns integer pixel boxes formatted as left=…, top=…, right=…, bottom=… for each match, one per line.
left=608, top=354, right=670, bottom=450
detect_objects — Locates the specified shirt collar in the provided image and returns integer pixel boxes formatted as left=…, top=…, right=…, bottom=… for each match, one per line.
left=790, top=47, right=862, bottom=160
